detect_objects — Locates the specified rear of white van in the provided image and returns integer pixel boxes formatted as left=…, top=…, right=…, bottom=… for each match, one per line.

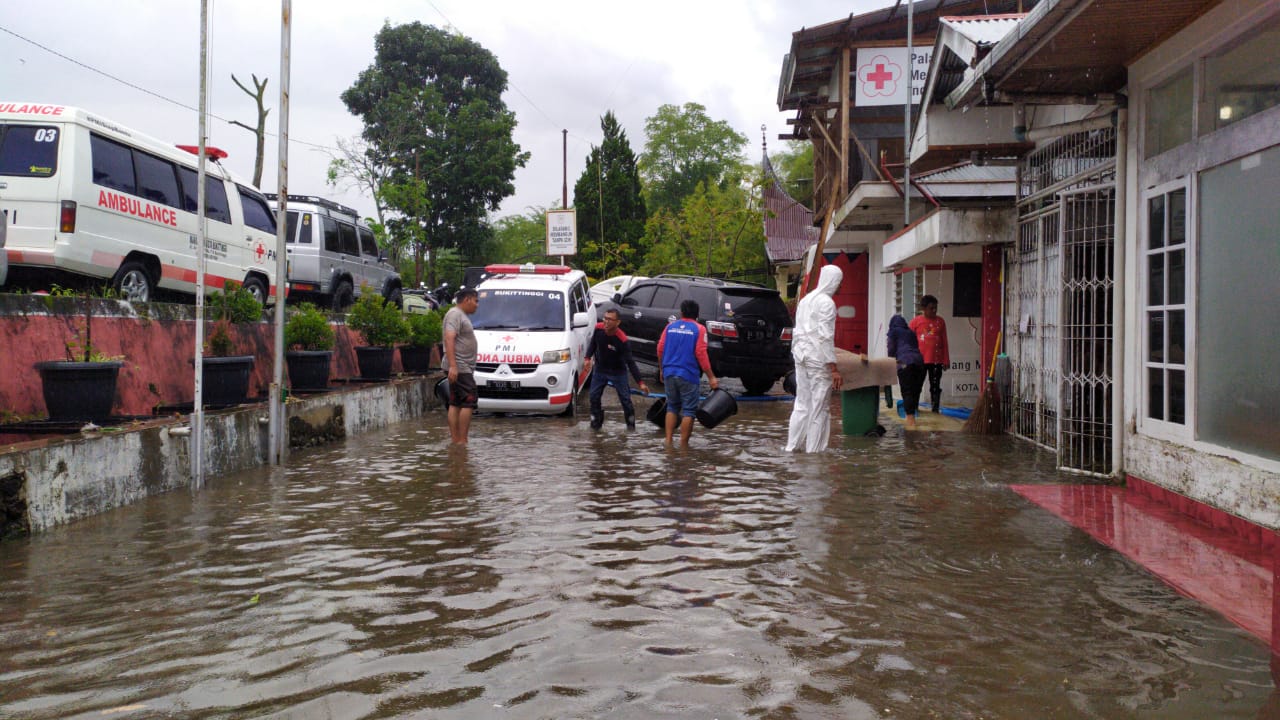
left=0, top=109, right=69, bottom=284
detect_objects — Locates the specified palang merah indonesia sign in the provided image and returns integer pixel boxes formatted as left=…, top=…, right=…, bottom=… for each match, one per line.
left=854, top=47, right=932, bottom=107
left=546, top=209, right=577, bottom=256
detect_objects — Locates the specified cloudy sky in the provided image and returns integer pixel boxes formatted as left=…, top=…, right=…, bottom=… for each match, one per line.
left=3, top=1, right=878, bottom=221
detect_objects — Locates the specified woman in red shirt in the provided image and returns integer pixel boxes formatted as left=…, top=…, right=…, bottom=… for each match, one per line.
left=909, top=294, right=949, bottom=413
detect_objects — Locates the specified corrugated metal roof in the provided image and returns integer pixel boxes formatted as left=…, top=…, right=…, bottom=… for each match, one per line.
left=915, top=162, right=1017, bottom=183
left=762, top=153, right=818, bottom=263
left=939, top=14, right=1024, bottom=46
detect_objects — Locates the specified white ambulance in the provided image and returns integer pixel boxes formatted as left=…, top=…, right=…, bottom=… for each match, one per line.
left=0, top=103, right=280, bottom=303
left=469, top=263, right=595, bottom=415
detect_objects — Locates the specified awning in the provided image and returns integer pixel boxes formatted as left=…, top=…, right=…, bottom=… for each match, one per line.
left=882, top=206, right=1016, bottom=268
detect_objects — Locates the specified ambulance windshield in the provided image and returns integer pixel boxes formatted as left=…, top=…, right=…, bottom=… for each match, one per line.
left=471, top=289, right=566, bottom=331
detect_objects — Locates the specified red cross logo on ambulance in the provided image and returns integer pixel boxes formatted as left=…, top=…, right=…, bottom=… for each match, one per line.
left=858, top=54, right=901, bottom=98
left=253, top=240, right=267, bottom=264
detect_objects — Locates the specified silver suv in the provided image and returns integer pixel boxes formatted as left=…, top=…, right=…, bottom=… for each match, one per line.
left=267, top=194, right=402, bottom=310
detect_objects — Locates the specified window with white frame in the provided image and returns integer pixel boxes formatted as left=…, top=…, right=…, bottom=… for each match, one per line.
left=1143, top=187, right=1188, bottom=426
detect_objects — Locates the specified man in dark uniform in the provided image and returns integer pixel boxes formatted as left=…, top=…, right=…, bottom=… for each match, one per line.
left=584, top=308, right=649, bottom=430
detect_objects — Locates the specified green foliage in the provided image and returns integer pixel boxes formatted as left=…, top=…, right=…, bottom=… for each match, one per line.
left=205, top=319, right=237, bottom=357
left=342, top=22, right=529, bottom=288
left=769, top=140, right=814, bottom=210
left=574, top=111, right=648, bottom=279
left=639, top=180, right=768, bottom=283
left=284, top=303, right=336, bottom=352
left=345, top=290, right=410, bottom=347
left=638, top=102, right=748, bottom=214
left=405, top=309, right=444, bottom=348
left=485, top=207, right=551, bottom=265
left=207, top=281, right=263, bottom=324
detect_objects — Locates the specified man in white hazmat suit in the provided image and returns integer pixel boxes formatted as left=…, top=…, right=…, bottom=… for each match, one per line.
left=785, top=264, right=845, bottom=452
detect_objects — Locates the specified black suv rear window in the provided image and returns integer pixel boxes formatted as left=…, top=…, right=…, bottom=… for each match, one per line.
left=0, top=124, right=59, bottom=177
left=721, top=289, right=790, bottom=323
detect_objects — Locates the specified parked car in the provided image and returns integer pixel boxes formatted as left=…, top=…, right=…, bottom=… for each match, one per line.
left=267, top=194, right=402, bottom=310
left=469, top=263, right=596, bottom=415
left=589, top=274, right=647, bottom=305
left=597, top=274, right=794, bottom=396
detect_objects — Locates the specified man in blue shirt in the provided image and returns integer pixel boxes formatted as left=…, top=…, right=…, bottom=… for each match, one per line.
left=584, top=308, right=650, bottom=430
left=657, top=299, right=719, bottom=448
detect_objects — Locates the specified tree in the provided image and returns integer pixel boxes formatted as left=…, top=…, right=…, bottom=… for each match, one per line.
left=638, top=102, right=748, bottom=214
left=769, top=140, right=814, bottom=210
left=326, top=135, right=398, bottom=262
left=486, top=206, right=553, bottom=264
left=230, top=73, right=269, bottom=187
left=572, top=111, right=646, bottom=279
left=639, top=180, right=768, bottom=283
left=342, top=22, right=529, bottom=287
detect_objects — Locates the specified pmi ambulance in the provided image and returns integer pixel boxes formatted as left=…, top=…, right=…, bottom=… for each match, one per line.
left=470, top=263, right=595, bottom=415
left=0, top=103, right=280, bottom=303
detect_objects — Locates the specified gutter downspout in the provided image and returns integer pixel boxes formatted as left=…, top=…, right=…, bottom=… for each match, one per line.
left=1111, top=107, right=1127, bottom=479
left=1018, top=109, right=1118, bottom=143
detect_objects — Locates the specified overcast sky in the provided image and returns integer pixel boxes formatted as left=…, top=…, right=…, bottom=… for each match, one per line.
left=3, top=1, right=878, bottom=222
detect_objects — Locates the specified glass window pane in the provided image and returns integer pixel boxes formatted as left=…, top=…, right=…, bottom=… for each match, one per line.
left=1200, top=17, right=1280, bottom=133
left=1168, top=310, right=1185, bottom=364
left=1168, top=189, right=1186, bottom=245
left=134, top=152, right=180, bottom=209
left=1147, top=312, right=1165, bottom=363
left=1148, top=368, right=1164, bottom=420
left=1197, top=145, right=1280, bottom=459
left=1148, top=254, right=1165, bottom=306
left=90, top=134, right=135, bottom=195
left=0, top=125, right=59, bottom=177
left=1145, top=67, right=1193, bottom=157
left=1169, top=370, right=1185, bottom=425
left=1168, top=249, right=1185, bottom=304
left=1148, top=196, right=1165, bottom=249
left=204, top=176, right=231, bottom=224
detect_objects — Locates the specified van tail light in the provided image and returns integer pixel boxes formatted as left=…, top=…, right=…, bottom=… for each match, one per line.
left=780, top=327, right=793, bottom=343
left=59, top=200, right=77, bottom=233
left=706, top=320, right=738, bottom=339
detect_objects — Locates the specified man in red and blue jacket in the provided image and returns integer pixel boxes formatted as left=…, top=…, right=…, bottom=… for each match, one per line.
left=657, top=299, right=719, bottom=448
left=585, top=308, right=650, bottom=430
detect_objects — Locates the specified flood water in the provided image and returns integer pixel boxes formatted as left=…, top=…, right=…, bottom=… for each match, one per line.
left=0, top=392, right=1275, bottom=719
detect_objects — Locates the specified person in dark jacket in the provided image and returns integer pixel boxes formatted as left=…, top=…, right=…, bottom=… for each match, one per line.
left=585, top=308, right=650, bottom=430
left=887, top=314, right=925, bottom=429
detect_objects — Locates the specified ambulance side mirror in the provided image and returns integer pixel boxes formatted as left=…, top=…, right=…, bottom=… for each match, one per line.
left=572, top=311, right=590, bottom=329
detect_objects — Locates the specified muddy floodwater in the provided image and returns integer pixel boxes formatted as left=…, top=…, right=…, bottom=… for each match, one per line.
left=0, top=393, right=1274, bottom=719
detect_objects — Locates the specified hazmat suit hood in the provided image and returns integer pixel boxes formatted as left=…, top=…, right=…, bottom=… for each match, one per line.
left=813, top=264, right=843, bottom=298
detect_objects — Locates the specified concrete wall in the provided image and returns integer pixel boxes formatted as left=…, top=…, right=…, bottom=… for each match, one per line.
left=0, top=375, right=443, bottom=535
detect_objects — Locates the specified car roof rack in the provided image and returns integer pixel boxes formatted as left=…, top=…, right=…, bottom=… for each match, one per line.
left=652, top=273, right=769, bottom=289
left=263, top=193, right=360, bottom=220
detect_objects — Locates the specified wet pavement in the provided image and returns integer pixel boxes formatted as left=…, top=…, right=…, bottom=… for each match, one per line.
left=0, top=387, right=1275, bottom=719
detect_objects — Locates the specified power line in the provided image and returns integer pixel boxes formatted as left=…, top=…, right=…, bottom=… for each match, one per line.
left=0, top=24, right=338, bottom=154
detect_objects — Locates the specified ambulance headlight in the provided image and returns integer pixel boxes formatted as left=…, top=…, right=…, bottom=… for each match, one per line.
left=542, top=348, right=571, bottom=363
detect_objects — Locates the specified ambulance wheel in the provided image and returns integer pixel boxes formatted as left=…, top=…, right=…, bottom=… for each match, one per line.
left=114, top=261, right=154, bottom=303
left=742, top=374, right=776, bottom=396
left=560, top=376, right=578, bottom=417
left=241, top=276, right=268, bottom=305
left=332, top=280, right=354, bottom=311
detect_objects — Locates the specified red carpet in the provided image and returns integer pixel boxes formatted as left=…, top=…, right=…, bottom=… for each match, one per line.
left=1011, top=483, right=1274, bottom=645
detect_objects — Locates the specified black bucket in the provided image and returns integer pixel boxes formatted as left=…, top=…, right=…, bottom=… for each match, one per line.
left=695, top=388, right=738, bottom=429
left=434, top=377, right=450, bottom=407
left=645, top=397, right=667, bottom=428
left=782, top=370, right=797, bottom=396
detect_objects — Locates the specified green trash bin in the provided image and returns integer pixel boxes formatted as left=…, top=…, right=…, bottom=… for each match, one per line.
left=841, top=385, right=880, bottom=435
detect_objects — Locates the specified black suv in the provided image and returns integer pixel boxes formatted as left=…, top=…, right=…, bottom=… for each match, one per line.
left=598, top=274, right=794, bottom=395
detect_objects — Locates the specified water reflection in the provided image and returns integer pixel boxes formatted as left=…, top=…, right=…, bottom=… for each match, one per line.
left=0, top=397, right=1274, bottom=718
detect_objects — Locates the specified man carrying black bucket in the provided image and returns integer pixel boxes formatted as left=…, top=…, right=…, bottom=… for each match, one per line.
left=584, top=308, right=650, bottom=430
left=657, top=299, right=718, bottom=449
left=443, top=288, right=480, bottom=445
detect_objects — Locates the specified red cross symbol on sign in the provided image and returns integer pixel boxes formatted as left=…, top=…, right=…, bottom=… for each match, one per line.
left=254, top=241, right=266, bottom=263
left=858, top=54, right=902, bottom=98
left=867, top=63, right=893, bottom=89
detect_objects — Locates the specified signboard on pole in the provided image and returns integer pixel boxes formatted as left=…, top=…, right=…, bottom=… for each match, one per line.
left=546, top=209, right=577, bottom=256
left=854, top=47, right=932, bottom=107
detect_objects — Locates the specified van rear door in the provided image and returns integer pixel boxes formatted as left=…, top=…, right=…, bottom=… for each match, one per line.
left=0, top=121, right=65, bottom=265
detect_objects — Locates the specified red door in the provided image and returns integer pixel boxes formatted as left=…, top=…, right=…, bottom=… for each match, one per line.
left=826, top=253, right=868, bottom=354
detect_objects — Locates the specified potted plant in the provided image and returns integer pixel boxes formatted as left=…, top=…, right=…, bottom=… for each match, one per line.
left=400, top=309, right=443, bottom=373
left=200, top=281, right=262, bottom=407
left=284, top=303, right=336, bottom=390
left=345, top=290, right=410, bottom=380
left=34, top=286, right=124, bottom=423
